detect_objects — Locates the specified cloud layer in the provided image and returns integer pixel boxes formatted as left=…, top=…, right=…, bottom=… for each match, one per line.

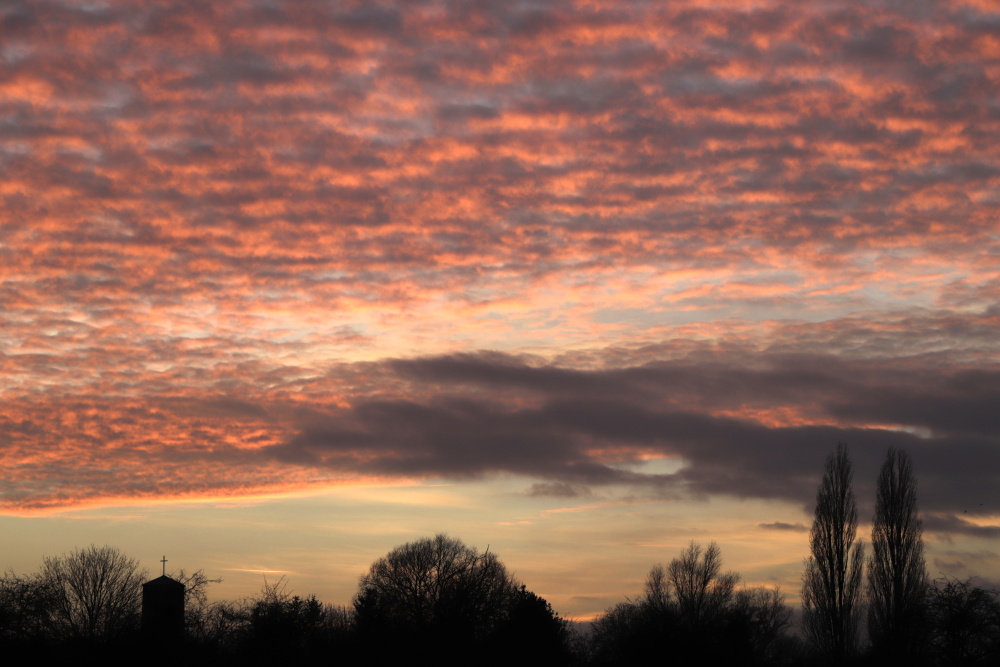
left=1, top=1, right=998, bottom=537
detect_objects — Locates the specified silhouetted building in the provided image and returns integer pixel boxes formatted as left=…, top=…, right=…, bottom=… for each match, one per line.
left=142, top=574, right=185, bottom=644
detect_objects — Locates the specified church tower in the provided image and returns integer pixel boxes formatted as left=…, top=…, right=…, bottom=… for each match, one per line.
left=141, top=556, right=185, bottom=644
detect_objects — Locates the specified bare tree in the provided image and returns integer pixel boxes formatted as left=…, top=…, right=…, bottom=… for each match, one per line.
left=731, top=586, right=795, bottom=664
left=927, top=577, right=1000, bottom=665
left=353, top=533, right=521, bottom=655
left=801, top=443, right=865, bottom=663
left=40, top=544, right=147, bottom=640
left=590, top=544, right=794, bottom=664
left=355, top=533, right=516, bottom=634
left=169, top=568, right=221, bottom=640
left=0, top=570, right=59, bottom=642
left=667, top=541, right=739, bottom=628
left=643, top=563, right=671, bottom=614
left=868, top=447, right=927, bottom=659
left=353, top=533, right=570, bottom=663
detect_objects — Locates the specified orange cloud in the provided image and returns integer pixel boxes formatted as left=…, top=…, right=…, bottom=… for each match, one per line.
left=2, top=0, right=998, bottom=526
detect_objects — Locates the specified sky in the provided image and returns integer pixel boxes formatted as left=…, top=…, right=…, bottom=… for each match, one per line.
left=1, top=0, right=999, bottom=621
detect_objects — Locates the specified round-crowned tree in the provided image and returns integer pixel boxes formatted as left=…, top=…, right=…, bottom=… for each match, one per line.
left=354, top=534, right=514, bottom=637
left=353, top=534, right=567, bottom=664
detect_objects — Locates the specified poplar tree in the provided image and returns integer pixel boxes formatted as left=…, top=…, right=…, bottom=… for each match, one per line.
left=868, top=447, right=927, bottom=660
left=801, top=443, right=865, bottom=663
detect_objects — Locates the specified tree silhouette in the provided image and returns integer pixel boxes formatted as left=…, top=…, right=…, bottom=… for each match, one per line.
left=191, top=576, right=354, bottom=661
left=354, top=534, right=525, bottom=663
left=590, top=542, right=793, bottom=666
left=927, top=577, right=1000, bottom=665
left=801, top=443, right=865, bottom=664
left=730, top=586, right=796, bottom=665
left=0, top=570, right=59, bottom=644
left=589, top=598, right=666, bottom=665
left=244, top=578, right=337, bottom=658
left=489, top=585, right=573, bottom=664
left=40, top=544, right=146, bottom=642
left=868, top=447, right=927, bottom=662
left=168, top=568, right=220, bottom=641
left=668, top=541, right=739, bottom=630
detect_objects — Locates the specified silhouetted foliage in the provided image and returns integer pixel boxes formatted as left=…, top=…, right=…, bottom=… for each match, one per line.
left=730, top=586, right=799, bottom=666
left=589, top=598, right=666, bottom=665
left=353, top=533, right=571, bottom=665
left=490, top=585, right=574, bottom=664
left=926, top=577, right=1000, bottom=666
left=168, top=568, right=221, bottom=641
left=867, top=447, right=927, bottom=663
left=245, top=578, right=334, bottom=656
left=275, top=582, right=343, bottom=647
left=188, top=576, right=354, bottom=664
left=16, top=528, right=1000, bottom=666
left=39, top=544, right=147, bottom=642
left=589, top=542, right=795, bottom=666
left=668, top=541, right=740, bottom=630
left=0, top=570, right=59, bottom=644
left=802, top=444, right=865, bottom=664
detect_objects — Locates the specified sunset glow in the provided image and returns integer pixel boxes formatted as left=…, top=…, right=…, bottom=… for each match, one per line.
left=2, top=0, right=999, bottom=619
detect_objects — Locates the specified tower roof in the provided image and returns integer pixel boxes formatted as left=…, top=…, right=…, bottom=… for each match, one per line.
left=143, top=574, right=185, bottom=589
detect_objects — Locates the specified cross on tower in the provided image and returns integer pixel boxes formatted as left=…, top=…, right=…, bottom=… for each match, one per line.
left=161, top=555, right=168, bottom=577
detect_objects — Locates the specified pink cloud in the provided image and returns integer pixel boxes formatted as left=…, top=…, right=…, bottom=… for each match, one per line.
left=1, top=0, right=997, bottom=529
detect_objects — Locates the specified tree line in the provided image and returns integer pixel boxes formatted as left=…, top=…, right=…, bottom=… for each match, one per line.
left=2, top=445, right=998, bottom=665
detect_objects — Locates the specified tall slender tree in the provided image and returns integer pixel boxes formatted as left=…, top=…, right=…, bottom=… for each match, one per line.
left=801, top=443, right=865, bottom=664
left=868, top=447, right=927, bottom=660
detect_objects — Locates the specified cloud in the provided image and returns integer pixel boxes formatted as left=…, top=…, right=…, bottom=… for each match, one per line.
left=1, top=0, right=998, bottom=534
left=529, top=483, right=590, bottom=498
left=932, top=549, right=1000, bottom=576
left=260, top=349, right=1000, bottom=527
left=2, top=326, right=999, bottom=529
left=759, top=522, right=809, bottom=532
left=924, top=515, right=1000, bottom=539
